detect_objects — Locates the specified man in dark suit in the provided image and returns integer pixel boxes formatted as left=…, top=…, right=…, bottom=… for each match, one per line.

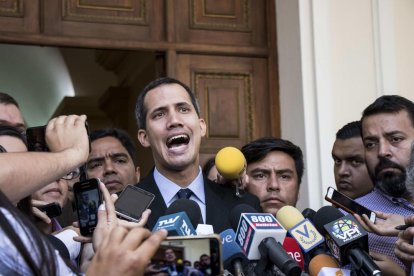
left=135, top=77, right=260, bottom=233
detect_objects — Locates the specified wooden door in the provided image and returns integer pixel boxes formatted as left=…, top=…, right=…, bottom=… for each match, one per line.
left=0, top=0, right=279, bottom=174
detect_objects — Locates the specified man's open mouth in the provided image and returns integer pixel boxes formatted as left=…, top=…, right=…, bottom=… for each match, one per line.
left=166, top=134, right=190, bottom=148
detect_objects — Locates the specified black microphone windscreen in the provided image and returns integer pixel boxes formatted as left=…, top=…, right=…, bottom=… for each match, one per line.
left=313, top=206, right=343, bottom=235
left=165, top=199, right=202, bottom=226
left=229, top=204, right=258, bottom=231
left=302, top=208, right=316, bottom=221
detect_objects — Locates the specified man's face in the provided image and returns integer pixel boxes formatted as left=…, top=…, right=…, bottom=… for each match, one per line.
left=138, top=84, right=206, bottom=175
left=165, top=249, right=176, bottom=262
left=246, top=151, right=299, bottom=215
left=332, top=137, right=373, bottom=199
left=362, top=110, right=414, bottom=197
left=0, top=103, right=25, bottom=132
left=87, top=136, right=139, bottom=194
left=200, top=255, right=210, bottom=266
left=32, top=179, right=69, bottom=207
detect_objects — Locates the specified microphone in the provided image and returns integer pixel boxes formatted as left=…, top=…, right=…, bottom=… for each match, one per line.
left=277, top=205, right=325, bottom=253
left=283, top=237, right=305, bottom=271
left=165, top=198, right=214, bottom=234
left=313, top=206, right=381, bottom=276
left=220, top=229, right=248, bottom=276
left=230, top=204, right=286, bottom=259
left=215, top=147, right=246, bottom=196
left=230, top=204, right=302, bottom=276
left=302, top=208, right=316, bottom=221
left=215, top=147, right=246, bottom=179
left=152, top=199, right=199, bottom=236
left=164, top=198, right=202, bottom=226
left=308, top=254, right=351, bottom=276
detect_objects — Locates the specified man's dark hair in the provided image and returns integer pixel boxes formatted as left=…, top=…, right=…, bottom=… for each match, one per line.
left=0, top=92, right=19, bottom=107
left=361, top=95, right=414, bottom=127
left=0, top=125, right=27, bottom=146
left=241, top=137, right=304, bottom=185
left=90, top=128, right=137, bottom=166
left=336, top=121, right=362, bottom=140
left=135, top=77, right=201, bottom=129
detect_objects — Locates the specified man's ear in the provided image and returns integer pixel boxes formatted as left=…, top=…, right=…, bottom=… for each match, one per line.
left=135, top=166, right=141, bottom=182
left=137, top=129, right=150, bottom=148
left=199, top=118, right=207, bottom=137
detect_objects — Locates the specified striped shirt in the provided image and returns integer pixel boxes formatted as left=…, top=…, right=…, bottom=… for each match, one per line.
left=355, top=188, right=414, bottom=268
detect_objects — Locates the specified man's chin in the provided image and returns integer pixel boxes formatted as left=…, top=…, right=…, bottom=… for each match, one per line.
left=376, top=173, right=407, bottom=197
left=263, top=204, right=283, bottom=216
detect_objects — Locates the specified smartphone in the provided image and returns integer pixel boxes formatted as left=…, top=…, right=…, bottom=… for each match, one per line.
left=114, top=185, right=155, bottom=222
left=26, top=122, right=90, bottom=152
left=148, top=235, right=222, bottom=275
left=38, top=202, right=62, bottom=218
left=73, top=178, right=102, bottom=236
left=325, top=186, right=376, bottom=223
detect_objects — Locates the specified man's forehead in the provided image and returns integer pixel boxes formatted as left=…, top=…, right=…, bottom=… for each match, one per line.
left=0, top=103, right=24, bottom=125
left=333, top=138, right=364, bottom=153
left=145, top=84, right=192, bottom=109
left=362, top=111, right=414, bottom=135
left=90, top=136, right=129, bottom=157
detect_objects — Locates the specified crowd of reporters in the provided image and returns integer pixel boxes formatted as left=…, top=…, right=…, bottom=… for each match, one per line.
left=0, top=78, right=414, bottom=276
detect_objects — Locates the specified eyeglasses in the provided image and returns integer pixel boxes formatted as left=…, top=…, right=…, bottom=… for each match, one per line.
left=61, top=168, right=80, bottom=180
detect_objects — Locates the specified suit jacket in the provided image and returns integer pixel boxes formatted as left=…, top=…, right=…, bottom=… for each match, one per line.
left=136, top=170, right=261, bottom=233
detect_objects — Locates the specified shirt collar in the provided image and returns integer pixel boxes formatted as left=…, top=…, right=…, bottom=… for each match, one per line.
left=153, top=167, right=206, bottom=205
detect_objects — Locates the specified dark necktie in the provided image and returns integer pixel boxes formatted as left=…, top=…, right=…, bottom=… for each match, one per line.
left=177, top=188, right=193, bottom=199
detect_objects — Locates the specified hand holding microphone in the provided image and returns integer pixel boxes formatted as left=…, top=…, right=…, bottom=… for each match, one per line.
left=215, top=147, right=248, bottom=197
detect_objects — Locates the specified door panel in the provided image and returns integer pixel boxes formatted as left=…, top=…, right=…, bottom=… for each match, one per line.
left=176, top=54, right=270, bottom=155
left=0, top=0, right=39, bottom=33
left=43, top=0, right=164, bottom=41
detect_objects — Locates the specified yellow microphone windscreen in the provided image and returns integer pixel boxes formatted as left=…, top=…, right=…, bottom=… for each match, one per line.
left=215, top=147, right=246, bottom=180
left=276, top=205, right=304, bottom=230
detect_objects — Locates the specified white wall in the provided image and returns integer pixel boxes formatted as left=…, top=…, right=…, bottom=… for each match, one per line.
left=276, top=0, right=414, bottom=212
left=0, top=44, right=75, bottom=126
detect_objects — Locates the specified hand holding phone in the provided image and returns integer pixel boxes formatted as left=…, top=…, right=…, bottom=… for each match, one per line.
left=115, top=185, right=155, bottom=222
left=26, top=120, right=90, bottom=153
left=38, top=202, right=62, bottom=218
left=325, top=186, right=376, bottom=223
left=74, top=178, right=102, bottom=236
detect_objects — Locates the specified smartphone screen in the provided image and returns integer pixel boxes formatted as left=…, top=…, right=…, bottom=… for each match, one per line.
left=325, top=186, right=376, bottom=223
left=115, top=185, right=155, bottom=222
left=74, top=178, right=102, bottom=236
left=148, top=235, right=222, bottom=275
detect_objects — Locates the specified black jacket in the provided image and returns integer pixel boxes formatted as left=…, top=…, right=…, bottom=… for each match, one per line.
left=136, top=170, right=261, bottom=233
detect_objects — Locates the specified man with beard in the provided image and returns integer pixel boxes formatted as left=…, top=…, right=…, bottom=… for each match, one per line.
left=134, top=77, right=261, bottom=233
left=355, top=95, right=414, bottom=269
left=395, top=143, right=414, bottom=271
